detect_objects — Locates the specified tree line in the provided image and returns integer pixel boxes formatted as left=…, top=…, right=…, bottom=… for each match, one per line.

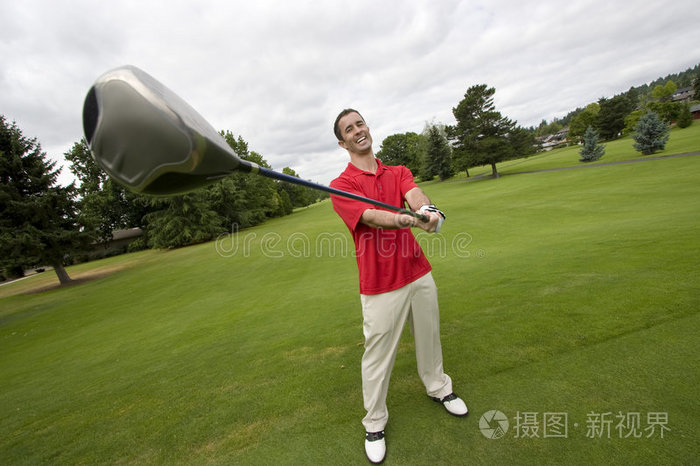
left=0, top=118, right=326, bottom=283
left=534, top=64, right=700, bottom=140
left=377, top=84, right=540, bottom=181
left=381, top=64, right=699, bottom=180
left=2, top=63, right=697, bottom=283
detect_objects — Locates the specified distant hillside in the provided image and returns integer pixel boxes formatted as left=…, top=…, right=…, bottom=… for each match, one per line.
left=534, top=62, right=700, bottom=135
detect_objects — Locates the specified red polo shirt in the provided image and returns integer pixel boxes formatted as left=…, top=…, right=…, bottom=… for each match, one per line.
left=330, top=159, right=432, bottom=295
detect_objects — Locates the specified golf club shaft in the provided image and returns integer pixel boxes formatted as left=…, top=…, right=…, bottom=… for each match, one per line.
left=237, top=160, right=428, bottom=222
left=83, top=65, right=428, bottom=222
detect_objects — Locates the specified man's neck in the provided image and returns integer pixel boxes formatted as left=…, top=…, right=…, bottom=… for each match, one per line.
left=349, top=151, right=378, bottom=173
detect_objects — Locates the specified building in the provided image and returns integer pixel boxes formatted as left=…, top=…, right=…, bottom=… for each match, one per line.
left=672, top=87, right=695, bottom=103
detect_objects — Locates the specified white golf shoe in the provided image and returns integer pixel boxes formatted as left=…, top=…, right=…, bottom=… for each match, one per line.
left=364, top=430, right=386, bottom=464
left=431, top=393, right=469, bottom=417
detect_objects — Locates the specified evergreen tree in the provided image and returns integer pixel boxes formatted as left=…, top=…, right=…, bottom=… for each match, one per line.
left=596, top=94, right=633, bottom=140
left=0, top=116, right=92, bottom=283
left=423, top=125, right=453, bottom=181
left=676, top=103, right=694, bottom=129
left=507, top=126, right=538, bottom=160
left=144, top=191, right=221, bottom=249
left=633, top=112, right=670, bottom=155
left=451, top=84, right=516, bottom=178
left=579, top=126, right=605, bottom=162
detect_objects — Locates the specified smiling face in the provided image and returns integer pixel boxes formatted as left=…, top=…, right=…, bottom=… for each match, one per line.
left=336, top=111, right=373, bottom=155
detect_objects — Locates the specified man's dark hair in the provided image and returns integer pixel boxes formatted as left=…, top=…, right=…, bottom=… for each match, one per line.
left=334, top=108, right=364, bottom=141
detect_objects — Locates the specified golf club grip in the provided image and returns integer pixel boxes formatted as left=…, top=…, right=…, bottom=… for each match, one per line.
left=254, top=166, right=429, bottom=222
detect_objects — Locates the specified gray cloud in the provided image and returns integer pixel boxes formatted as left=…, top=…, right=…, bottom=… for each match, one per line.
left=1, top=0, right=698, bottom=187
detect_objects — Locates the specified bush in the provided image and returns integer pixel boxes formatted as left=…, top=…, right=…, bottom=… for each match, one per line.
left=4, top=265, right=25, bottom=279
left=127, top=237, right=148, bottom=253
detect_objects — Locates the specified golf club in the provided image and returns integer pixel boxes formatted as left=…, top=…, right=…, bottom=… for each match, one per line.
left=82, top=65, right=428, bottom=222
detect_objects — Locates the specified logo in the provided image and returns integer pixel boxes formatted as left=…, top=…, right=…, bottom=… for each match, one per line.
left=480, top=410, right=509, bottom=439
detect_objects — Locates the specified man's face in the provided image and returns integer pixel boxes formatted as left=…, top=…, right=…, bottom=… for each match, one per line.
left=337, top=112, right=373, bottom=154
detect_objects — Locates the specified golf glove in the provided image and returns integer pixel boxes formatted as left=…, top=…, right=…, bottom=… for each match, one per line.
left=418, top=204, right=446, bottom=233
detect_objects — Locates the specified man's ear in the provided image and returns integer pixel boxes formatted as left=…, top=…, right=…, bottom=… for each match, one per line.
left=338, top=139, right=347, bottom=150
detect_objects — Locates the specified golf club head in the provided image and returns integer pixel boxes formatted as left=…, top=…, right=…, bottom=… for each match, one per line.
left=82, top=65, right=250, bottom=195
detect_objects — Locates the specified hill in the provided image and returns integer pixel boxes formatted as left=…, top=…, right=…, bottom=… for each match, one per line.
left=1, top=126, right=698, bottom=463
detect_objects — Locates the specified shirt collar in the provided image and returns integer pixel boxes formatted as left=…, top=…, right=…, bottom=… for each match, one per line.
left=345, top=158, right=386, bottom=177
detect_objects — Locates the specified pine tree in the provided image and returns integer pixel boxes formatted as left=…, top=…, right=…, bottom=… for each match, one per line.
left=0, top=116, right=92, bottom=284
left=579, top=126, right=605, bottom=162
left=451, top=84, right=516, bottom=178
left=676, top=103, right=693, bottom=129
left=633, top=112, right=670, bottom=155
left=424, top=125, right=453, bottom=181
left=144, top=191, right=221, bottom=249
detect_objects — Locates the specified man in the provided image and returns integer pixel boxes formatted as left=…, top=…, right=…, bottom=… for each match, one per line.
left=329, top=109, right=468, bottom=464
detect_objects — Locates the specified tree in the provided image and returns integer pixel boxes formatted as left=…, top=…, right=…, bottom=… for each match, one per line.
left=277, top=189, right=293, bottom=216
left=693, top=72, right=700, bottom=100
left=423, top=124, right=453, bottom=181
left=651, top=81, right=677, bottom=101
left=451, top=84, right=517, bottom=178
left=210, top=131, right=281, bottom=229
left=0, top=116, right=92, bottom=284
left=278, top=167, right=315, bottom=208
left=376, top=132, right=426, bottom=176
left=569, top=103, right=600, bottom=143
left=533, top=119, right=563, bottom=137
left=633, top=112, right=669, bottom=155
left=144, top=191, right=222, bottom=249
left=648, top=80, right=682, bottom=123
left=65, top=139, right=152, bottom=245
left=507, top=126, right=538, bottom=160
left=675, top=103, right=693, bottom=129
left=579, top=126, right=605, bottom=162
left=596, top=94, right=633, bottom=140
left=623, top=109, right=646, bottom=136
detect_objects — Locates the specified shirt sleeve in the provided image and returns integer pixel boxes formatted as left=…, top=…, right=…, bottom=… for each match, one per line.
left=398, top=165, right=419, bottom=198
left=330, top=177, right=373, bottom=233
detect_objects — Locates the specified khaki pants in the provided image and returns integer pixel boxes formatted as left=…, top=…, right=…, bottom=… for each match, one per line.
left=360, top=272, right=452, bottom=432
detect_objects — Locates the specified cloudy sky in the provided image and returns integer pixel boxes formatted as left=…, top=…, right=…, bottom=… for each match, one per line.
left=2, top=0, right=699, bottom=186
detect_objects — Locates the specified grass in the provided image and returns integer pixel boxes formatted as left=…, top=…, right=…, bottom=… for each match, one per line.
left=1, top=125, right=699, bottom=464
left=449, top=122, right=700, bottom=179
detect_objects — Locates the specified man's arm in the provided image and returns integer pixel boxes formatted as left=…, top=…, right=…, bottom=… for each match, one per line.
left=404, top=187, right=432, bottom=211
left=358, top=186, right=444, bottom=232
left=360, top=207, right=440, bottom=232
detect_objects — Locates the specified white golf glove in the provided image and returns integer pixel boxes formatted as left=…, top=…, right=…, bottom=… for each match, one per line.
left=418, top=204, right=446, bottom=233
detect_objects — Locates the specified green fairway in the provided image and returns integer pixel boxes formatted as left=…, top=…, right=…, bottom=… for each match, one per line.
left=453, top=122, right=700, bottom=178
left=1, top=132, right=699, bottom=464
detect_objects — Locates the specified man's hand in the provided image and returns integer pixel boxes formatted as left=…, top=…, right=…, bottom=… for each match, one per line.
left=412, top=211, right=440, bottom=233
left=417, top=205, right=446, bottom=233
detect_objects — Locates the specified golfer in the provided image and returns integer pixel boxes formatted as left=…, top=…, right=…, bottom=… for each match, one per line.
left=330, top=109, right=468, bottom=464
